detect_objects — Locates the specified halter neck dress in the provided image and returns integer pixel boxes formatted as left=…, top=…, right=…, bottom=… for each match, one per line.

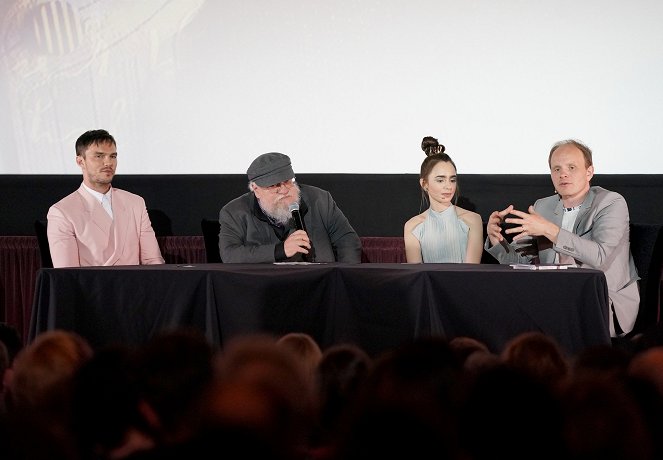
left=411, top=205, right=468, bottom=263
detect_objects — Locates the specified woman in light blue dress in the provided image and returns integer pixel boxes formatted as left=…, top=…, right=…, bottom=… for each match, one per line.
left=404, top=137, right=484, bottom=263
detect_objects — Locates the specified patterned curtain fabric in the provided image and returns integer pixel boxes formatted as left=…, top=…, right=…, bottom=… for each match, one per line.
left=157, top=236, right=206, bottom=265
left=0, top=237, right=41, bottom=343
left=360, top=237, right=406, bottom=263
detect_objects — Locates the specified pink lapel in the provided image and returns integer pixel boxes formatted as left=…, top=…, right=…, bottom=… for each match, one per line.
left=108, top=190, right=131, bottom=265
left=77, top=185, right=116, bottom=265
left=76, top=185, right=112, bottom=236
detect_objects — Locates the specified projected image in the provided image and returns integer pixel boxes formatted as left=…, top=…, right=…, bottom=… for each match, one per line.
left=0, top=0, right=205, bottom=173
left=1, top=1, right=661, bottom=174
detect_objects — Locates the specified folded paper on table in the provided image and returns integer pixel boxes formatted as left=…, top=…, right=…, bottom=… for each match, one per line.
left=509, top=263, right=578, bottom=270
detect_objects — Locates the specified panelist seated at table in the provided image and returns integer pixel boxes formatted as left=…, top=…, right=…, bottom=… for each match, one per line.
left=219, top=152, right=361, bottom=263
left=404, top=136, right=483, bottom=263
left=47, top=129, right=164, bottom=268
left=484, top=139, right=639, bottom=337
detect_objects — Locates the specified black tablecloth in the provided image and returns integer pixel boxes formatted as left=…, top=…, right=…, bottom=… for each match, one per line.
left=30, top=263, right=611, bottom=356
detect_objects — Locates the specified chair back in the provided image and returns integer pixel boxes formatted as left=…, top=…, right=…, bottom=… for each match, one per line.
left=629, top=222, right=663, bottom=335
left=201, top=218, right=222, bottom=263
left=147, top=209, right=173, bottom=237
left=34, top=219, right=54, bottom=268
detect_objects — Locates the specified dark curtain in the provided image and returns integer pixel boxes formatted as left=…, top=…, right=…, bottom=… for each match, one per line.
left=0, top=237, right=41, bottom=344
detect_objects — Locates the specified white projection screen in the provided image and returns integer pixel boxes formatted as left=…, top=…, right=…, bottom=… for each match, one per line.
left=1, top=0, right=662, bottom=175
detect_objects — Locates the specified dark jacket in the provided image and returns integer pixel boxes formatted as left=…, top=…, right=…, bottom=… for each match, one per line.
left=219, top=184, right=361, bottom=263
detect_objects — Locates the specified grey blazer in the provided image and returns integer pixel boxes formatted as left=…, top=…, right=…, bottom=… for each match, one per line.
left=485, top=186, right=640, bottom=336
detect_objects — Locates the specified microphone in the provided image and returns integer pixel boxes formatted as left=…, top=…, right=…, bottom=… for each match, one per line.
left=288, top=202, right=306, bottom=232
left=288, top=202, right=314, bottom=261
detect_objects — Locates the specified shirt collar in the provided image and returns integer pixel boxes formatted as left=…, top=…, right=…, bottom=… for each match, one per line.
left=82, top=182, right=112, bottom=204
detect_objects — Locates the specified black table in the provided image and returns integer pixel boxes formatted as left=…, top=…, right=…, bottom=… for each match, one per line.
left=30, top=263, right=611, bottom=356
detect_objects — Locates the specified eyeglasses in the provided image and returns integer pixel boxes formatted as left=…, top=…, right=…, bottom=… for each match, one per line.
left=263, top=178, right=296, bottom=193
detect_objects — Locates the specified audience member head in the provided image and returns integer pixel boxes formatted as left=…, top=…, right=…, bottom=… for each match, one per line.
left=71, top=345, right=154, bottom=460
left=449, top=336, right=490, bottom=366
left=206, top=334, right=316, bottom=459
left=336, top=337, right=464, bottom=459
left=449, top=336, right=501, bottom=378
left=7, top=330, right=92, bottom=413
left=501, top=331, right=570, bottom=392
left=363, top=336, right=462, bottom=407
left=314, top=343, right=372, bottom=448
left=5, top=330, right=93, bottom=460
left=628, top=346, right=663, bottom=396
left=317, top=343, right=372, bottom=405
left=462, top=348, right=503, bottom=377
left=571, top=344, right=632, bottom=382
left=276, top=332, right=323, bottom=387
left=460, top=364, right=567, bottom=460
left=626, top=348, right=663, bottom=460
left=562, top=373, right=653, bottom=460
left=133, top=327, right=215, bottom=445
left=633, top=322, right=663, bottom=352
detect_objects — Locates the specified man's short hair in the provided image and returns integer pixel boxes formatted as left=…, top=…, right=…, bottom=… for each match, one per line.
left=548, top=139, right=593, bottom=168
left=75, top=130, right=116, bottom=157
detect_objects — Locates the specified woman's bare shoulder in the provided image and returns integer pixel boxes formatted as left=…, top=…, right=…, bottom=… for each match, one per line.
left=404, top=212, right=427, bottom=231
left=455, top=207, right=482, bottom=226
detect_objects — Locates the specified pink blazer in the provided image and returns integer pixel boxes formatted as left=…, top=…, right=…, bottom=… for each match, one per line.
left=47, top=185, right=165, bottom=267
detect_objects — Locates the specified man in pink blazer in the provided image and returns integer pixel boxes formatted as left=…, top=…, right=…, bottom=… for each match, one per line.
left=47, top=129, right=164, bottom=267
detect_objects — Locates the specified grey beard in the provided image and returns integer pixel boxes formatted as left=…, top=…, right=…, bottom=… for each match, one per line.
left=264, top=204, right=292, bottom=226
left=260, top=186, right=301, bottom=226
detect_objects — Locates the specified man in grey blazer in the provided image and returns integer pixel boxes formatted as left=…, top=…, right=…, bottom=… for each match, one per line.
left=485, top=139, right=639, bottom=337
left=219, top=152, right=362, bottom=263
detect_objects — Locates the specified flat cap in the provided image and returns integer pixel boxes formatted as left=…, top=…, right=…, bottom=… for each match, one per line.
left=247, top=152, right=295, bottom=187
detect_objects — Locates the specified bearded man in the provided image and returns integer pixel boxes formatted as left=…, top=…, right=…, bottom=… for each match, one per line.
left=218, top=152, right=361, bottom=263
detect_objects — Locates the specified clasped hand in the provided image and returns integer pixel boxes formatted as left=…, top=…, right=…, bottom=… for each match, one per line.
left=488, top=205, right=554, bottom=246
left=284, top=229, right=311, bottom=258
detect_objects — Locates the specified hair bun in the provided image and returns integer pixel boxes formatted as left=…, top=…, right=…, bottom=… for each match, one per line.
left=421, top=136, right=445, bottom=156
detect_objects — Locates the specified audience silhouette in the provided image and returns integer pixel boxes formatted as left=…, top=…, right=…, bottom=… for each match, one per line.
left=2, top=328, right=663, bottom=460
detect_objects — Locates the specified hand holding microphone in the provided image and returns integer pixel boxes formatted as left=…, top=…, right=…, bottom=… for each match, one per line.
left=289, top=202, right=306, bottom=232
left=285, top=203, right=313, bottom=260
